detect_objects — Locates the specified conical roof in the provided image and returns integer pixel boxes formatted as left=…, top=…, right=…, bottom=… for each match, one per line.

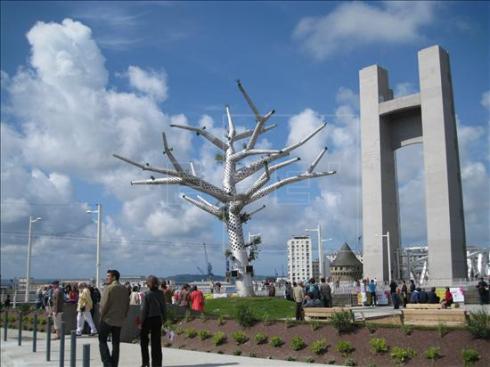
left=331, top=243, right=362, bottom=267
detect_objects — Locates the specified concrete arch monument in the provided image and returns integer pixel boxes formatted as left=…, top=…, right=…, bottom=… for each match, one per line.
left=359, top=45, right=467, bottom=284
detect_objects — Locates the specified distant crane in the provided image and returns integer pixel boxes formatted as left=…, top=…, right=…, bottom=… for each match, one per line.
left=202, top=243, right=214, bottom=280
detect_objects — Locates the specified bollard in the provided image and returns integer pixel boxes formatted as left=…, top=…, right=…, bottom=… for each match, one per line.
left=82, top=344, right=90, bottom=367
left=3, top=310, right=7, bottom=342
left=33, top=312, right=38, bottom=352
left=46, top=316, right=52, bottom=361
left=70, top=330, right=77, bottom=367
left=59, top=321, right=65, bottom=367
left=17, top=311, right=22, bottom=346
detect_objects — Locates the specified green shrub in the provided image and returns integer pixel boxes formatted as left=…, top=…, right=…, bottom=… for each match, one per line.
left=461, top=348, right=479, bottom=366
left=424, top=346, right=441, bottom=361
left=231, top=331, right=249, bottom=345
left=366, top=322, right=377, bottom=334
left=327, top=358, right=336, bottom=365
left=217, top=315, right=225, bottom=326
left=330, top=311, right=354, bottom=333
left=184, top=328, right=197, bottom=338
left=287, top=356, right=296, bottom=361
left=233, top=349, right=242, bottom=356
left=212, top=331, right=226, bottom=346
left=284, top=319, right=295, bottom=328
left=197, top=329, right=212, bottom=340
left=249, top=352, right=256, bottom=357
left=400, top=324, right=413, bottom=336
left=263, top=314, right=274, bottom=326
left=310, top=339, right=328, bottom=355
left=305, top=357, right=315, bottom=363
left=310, top=320, right=322, bottom=331
left=369, top=337, right=388, bottom=353
left=235, top=304, right=257, bottom=327
left=336, top=340, right=354, bottom=356
left=175, top=327, right=184, bottom=335
left=270, top=336, right=284, bottom=347
left=254, top=332, right=267, bottom=345
left=290, top=336, right=306, bottom=351
left=437, top=322, right=449, bottom=337
left=467, top=311, right=490, bottom=339
left=391, top=346, right=416, bottom=364
left=344, top=358, right=357, bottom=366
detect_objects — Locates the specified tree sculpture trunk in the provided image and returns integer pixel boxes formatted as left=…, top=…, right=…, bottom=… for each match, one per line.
left=114, top=80, right=336, bottom=297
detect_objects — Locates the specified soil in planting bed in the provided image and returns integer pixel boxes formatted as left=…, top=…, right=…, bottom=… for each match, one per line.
left=164, top=318, right=490, bottom=366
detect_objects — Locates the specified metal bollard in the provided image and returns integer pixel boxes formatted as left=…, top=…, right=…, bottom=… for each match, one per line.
left=82, top=344, right=90, bottom=367
left=46, top=316, right=52, bottom=361
left=59, top=321, right=65, bottom=367
left=17, top=312, right=22, bottom=346
left=33, top=312, right=38, bottom=352
left=3, top=310, right=7, bottom=341
left=70, top=330, right=77, bottom=367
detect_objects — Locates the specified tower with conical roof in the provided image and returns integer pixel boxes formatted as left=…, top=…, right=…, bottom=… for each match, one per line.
left=331, top=243, right=363, bottom=284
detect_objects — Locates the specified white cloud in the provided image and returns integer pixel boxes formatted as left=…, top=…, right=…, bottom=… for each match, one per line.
left=127, top=65, right=168, bottom=102
left=293, top=2, right=436, bottom=60
left=481, top=90, right=490, bottom=111
left=394, top=82, right=417, bottom=97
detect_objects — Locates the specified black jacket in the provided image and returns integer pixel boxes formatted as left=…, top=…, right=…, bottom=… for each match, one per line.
left=140, top=289, right=166, bottom=324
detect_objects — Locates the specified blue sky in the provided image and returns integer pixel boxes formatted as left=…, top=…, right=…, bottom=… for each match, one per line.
left=1, top=1, right=489, bottom=280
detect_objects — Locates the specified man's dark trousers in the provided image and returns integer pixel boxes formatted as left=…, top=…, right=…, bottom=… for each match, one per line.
left=140, top=316, right=163, bottom=367
left=99, top=320, right=122, bottom=367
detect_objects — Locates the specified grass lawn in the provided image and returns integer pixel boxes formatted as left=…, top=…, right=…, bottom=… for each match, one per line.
left=204, top=297, right=295, bottom=320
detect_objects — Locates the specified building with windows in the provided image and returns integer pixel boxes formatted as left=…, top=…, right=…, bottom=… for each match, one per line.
left=330, top=243, right=363, bottom=285
left=287, top=236, right=313, bottom=283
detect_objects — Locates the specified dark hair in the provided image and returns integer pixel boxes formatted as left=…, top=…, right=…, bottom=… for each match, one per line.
left=107, top=269, right=120, bottom=280
left=293, top=282, right=297, bottom=287
left=320, top=277, right=326, bottom=283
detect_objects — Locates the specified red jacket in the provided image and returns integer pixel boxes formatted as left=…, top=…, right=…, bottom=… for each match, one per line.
left=189, top=290, right=204, bottom=312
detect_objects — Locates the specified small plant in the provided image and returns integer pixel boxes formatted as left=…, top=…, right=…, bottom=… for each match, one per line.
left=217, top=350, right=223, bottom=354
left=305, top=357, right=315, bottom=363
left=344, top=358, right=357, bottom=366
left=336, top=340, right=354, bottom=356
left=461, top=348, right=479, bottom=366
left=284, top=319, right=295, bottom=328
left=369, top=337, right=388, bottom=353
left=164, top=342, right=172, bottom=347
left=199, top=313, right=208, bottom=323
left=184, top=328, right=197, bottom=338
left=290, top=336, right=306, bottom=351
left=287, top=356, right=296, bottom=361
left=175, top=327, right=184, bottom=335
left=249, top=352, right=256, bottom=358
left=391, top=346, right=416, bottom=364
left=330, top=311, right=354, bottom=333
left=310, top=339, right=328, bottom=355
left=212, top=331, right=226, bottom=346
left=254, top=332, right=267, bottom=345
left=327, top=358, right=336, bottom=364
left=366, top=322, right=377, bottom=334
left=437, top=322, right=449, bottom=338
left=233, top=349, right=242, bottom=356
left=197, top=329, right=212, bottom=341
left=270, top=336, right=284, bottom=347
left=424, top=346, right=441, bottom=361
left=467, top=311, right=490, bottom=339
left=400, top=324, right=413, bottom=336
left=263, top=313, right=274, bottom=326
left=217, top=315, right=226, bottom=326
left=231, top=331, right=249, bottom=345
left=235, top=304, right=257, bottom=327
left=367, top=363, right=377, bottom=367
left=311, top=320, right=322, bottom=331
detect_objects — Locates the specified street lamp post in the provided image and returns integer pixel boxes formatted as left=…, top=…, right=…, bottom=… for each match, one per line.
left=25, top=216, right=42, bottom=303
left=86, top=204, right=102, bottom=289
left=375, top=231, right=391, bottom=282
left=305, top=223, right=332, bottom=279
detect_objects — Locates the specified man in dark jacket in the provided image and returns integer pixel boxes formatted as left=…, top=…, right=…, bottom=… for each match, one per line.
left=428, top=287, right=440, bottom=303
left=99, top=269, right=130, bottom=367
left=139, top=275, right=166, bottom=367
left=319, top=277, right=332, bottom=307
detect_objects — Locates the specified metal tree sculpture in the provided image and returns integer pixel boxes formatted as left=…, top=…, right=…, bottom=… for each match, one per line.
left=114, top=81, right=336, bottom=296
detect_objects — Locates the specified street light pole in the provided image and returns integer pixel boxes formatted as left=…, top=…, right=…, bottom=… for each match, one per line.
left=25, top=216, right=42, bottom=303
left=87, top=204, right=102, bottom=289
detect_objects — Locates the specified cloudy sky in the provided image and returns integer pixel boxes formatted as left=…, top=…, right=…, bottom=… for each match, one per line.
left=1, top=1, right=488, bottom=280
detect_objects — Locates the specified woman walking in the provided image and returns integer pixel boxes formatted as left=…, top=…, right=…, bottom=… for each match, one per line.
left=76, top=282, right=97, bottom=336
left=139, top=275, right=166, bottom=367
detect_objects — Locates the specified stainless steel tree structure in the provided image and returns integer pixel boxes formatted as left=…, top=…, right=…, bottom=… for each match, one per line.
left=114, top=81, right=336, bottom=296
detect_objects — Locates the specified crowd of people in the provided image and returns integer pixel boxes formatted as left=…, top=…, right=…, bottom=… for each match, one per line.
left=283, top=277, right=332, bottom=321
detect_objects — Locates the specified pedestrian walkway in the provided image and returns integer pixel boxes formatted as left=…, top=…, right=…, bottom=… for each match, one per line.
left=1, top=329, right=344, bottom=367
